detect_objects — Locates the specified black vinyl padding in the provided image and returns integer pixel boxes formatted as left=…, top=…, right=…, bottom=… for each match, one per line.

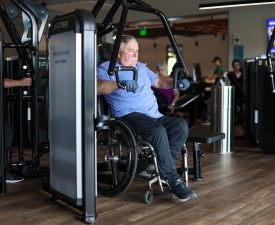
left=187, top=130, right=225, bottom=144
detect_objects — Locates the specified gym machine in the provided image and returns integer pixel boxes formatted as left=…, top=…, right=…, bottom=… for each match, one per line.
left=41, top=9, right=97, bottom=224
left=0, top=0, right=49, bottom=193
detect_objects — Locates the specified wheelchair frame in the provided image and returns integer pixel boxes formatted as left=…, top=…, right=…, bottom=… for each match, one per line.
left=96, top=96, right=189, bottom=204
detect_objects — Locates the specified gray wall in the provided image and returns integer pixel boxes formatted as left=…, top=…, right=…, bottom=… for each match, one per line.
left=228, top=5, right=275, bottom=65
left=136, top=34, right=228, bottom=76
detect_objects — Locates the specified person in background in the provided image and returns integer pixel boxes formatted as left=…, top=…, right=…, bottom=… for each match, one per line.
left=205, top=56, right=225, bottom=84
left=97, top=35, right=196, bottom=202
left=230, top=59, right=243, bottom=87
left=202, top=56, right=224, bottom=125
left=227, top=59, right=244, bottom=126
left=156, top=61, right=179, bottom=111
left=4, top=77, right=32, bottom=183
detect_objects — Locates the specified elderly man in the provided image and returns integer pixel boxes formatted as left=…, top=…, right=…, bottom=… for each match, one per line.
left=97, top=35, right=196, bottom=202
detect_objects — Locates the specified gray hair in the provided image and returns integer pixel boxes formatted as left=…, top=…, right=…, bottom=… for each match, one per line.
left=119, top=35, right=136, bottom=51
left=156, top=61, right=168, bottom=72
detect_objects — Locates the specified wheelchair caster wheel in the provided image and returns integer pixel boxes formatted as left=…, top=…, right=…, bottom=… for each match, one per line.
left=144, top=189, right=154, bottom=204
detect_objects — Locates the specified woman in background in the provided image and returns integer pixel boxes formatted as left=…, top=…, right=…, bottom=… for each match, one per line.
left=156, top=61, right=179, bottom=112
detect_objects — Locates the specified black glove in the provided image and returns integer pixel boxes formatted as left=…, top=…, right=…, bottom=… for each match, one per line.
left=177, top=79, right=190, bottom=91
left=120, top=80, right=139, bottom=93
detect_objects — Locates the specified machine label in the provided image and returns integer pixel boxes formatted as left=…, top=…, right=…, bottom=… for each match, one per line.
left=54, top=21, right=68, bottom=30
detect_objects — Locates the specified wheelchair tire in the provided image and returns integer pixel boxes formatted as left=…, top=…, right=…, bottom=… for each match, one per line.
left=97, top=118, right=137, bottom=197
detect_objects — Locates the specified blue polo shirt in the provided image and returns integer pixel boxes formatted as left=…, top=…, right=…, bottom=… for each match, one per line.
left=97, top=61, right=163, bottom=118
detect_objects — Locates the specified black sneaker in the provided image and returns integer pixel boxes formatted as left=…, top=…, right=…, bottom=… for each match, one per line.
left=171, top=179, right=197, bottom=202
left=6, top=174, right=24, bottom=183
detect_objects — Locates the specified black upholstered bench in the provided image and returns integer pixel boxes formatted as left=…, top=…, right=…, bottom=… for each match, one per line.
left=185, top=130, right=225, bottom=181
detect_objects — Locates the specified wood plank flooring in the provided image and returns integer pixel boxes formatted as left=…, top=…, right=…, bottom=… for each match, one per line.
left=1, top=121, right=275, bottom=225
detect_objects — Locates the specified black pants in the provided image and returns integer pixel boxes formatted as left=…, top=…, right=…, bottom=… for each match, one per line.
left=0, top=123, right=15, bottom=177
left=5, top=122, right=15, bottom=150
left=121, top=112, right=188, bottom=186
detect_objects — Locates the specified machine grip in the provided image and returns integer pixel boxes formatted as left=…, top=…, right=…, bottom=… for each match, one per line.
left=114, top=66, right=138, bottom=90
left=173, top=67, right=185, bottom=89
left=116, top=66, right=138, bottom=81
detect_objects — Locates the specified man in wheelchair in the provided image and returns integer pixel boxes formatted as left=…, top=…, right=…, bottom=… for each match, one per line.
left=97, top=35, right=196, bottom=202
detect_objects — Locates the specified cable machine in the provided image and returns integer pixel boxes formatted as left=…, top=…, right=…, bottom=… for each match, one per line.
left=0, top=0, right=49, bottom=193
left=42, top=0, right=190, bottom=223
left=1, top=0, right=191, bottom=223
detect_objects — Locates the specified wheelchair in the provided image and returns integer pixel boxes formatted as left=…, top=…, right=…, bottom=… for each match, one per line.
left=96, top=95, right=189, bottom=204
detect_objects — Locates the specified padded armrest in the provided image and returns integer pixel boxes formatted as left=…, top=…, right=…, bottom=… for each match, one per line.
left=187, top=131, right=225, bottom=144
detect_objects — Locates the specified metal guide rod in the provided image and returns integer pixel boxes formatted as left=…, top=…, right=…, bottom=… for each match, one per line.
left=92, top=0, right=189, bottom=78
left=0, top=29, right=5, bottom=194
left=266, top=25, right=275, bottom=93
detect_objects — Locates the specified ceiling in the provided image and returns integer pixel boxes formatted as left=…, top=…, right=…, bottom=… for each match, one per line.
left=46, top=1, right=112, bottom=13
left=45, top=1, right=228, bottom=38
left=122, top=12, right=228, bottom=38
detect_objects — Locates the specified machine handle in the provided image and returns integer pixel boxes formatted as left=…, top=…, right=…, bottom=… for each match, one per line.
left=173, top=67, right=185, bottom=89
left=115, top=66, right=138, bottom=90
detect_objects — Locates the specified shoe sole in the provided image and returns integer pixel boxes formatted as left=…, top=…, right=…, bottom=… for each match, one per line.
left=171, top=192, right=197, bottom=202
left=6, top=178, right=24, bottom=183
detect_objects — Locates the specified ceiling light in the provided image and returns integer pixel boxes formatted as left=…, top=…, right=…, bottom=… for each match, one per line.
left=199, top=1, right=275, bottom=10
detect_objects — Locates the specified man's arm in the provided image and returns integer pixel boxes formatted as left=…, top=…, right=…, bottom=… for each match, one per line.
left=4, top=78, right=32, bottom=88
left=170, top=89, right=180, bottom=110
left=152, top=76, right=173, bottom=89
left=97, top=80, right=118, bottom=94
left=206, top=66, right=224, bottom=82
left=205, top=73, right=217, bottom=82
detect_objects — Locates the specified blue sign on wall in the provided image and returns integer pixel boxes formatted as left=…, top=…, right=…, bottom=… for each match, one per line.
left=233, top=45, right=244, bottom=63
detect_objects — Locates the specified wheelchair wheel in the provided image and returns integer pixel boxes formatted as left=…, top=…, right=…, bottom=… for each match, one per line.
left=97, top=118, right=137, bottom=197
left=144, top=188, right=154, bottom=204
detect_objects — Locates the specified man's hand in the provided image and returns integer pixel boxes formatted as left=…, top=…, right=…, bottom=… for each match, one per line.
left=120, top=80, right=139, bottom=93
left=19, top=77, right=32, bottom=87
left=177, top=79, right=190, bottom=91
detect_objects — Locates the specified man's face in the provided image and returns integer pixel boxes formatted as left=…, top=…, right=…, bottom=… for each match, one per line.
left=233, top=62, right=240, bottom=72
left=118, top=39, right=139, bottom=67
left=213, top=60, right=220, bottom=66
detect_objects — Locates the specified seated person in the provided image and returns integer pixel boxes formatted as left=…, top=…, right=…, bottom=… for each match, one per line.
left=4, top=77, right=32, bottom=183
left=155, top=61, right=179, bottom=112
left=97, top=35, right=196, bottom=202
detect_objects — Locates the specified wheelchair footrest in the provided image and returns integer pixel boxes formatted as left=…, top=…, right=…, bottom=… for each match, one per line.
left=136, top=171, right=156, bottom=181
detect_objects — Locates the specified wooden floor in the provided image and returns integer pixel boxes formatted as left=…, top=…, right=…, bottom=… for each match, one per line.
left=1, top=120, right=275, bottom=225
